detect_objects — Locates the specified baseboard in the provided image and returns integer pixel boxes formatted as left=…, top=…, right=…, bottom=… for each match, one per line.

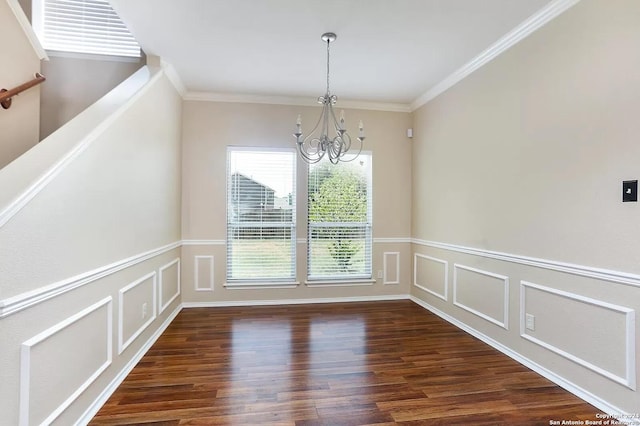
left=182, top=294, right=409, bottom=308
left=75, top=303, right=183, bottom=426
left=408, top=295, right=638, bottom=425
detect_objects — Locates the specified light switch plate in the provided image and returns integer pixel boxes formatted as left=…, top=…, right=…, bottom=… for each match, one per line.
left=623, top=180, right=637, bottom=202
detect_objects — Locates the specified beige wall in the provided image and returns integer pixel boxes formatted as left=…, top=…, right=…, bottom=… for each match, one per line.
left=411, top=0, right=640, bottom=414
left=0, top=0, right=42, bottom=168
left=17, top=0, right=145, bottom=140
left=181, top=101, right=412, bottom=303
left=39, top=55, right=144, bottom=139
left=0, top=69, right=182, bottom=424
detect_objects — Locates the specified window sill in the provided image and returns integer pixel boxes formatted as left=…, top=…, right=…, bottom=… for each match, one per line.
left=305, top=279, right=376, bottom=288
left=45, top=49, right=142, bottom=63
left=224, top=282, right=300, bottom=290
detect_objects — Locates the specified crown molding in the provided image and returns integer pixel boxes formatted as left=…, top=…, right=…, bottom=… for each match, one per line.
left=184, top=91, right=411, bottom=113
left=160, top=59, right=186, bottom=96
left=410, top=0, right=583, bottom=111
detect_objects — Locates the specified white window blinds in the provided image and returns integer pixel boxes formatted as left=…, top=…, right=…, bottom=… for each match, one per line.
left=33, top=0, right=141, bottom=58
left=307, top=154, right=372, bottom=280
left=227, top=148, right=296, bottom=282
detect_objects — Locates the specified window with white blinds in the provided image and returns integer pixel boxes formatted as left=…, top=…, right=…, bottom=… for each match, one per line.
left=227, top=148, right=296, bottom=282
left=32, top=0, right=141, bottom=58
left=307, top=154, right=372, bottom=281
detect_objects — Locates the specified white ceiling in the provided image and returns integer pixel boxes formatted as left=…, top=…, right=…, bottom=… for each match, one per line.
left=110, top=0, right=555, bottom=108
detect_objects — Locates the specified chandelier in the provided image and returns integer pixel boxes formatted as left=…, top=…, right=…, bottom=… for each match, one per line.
left=294, top=32, right=365, bottom=164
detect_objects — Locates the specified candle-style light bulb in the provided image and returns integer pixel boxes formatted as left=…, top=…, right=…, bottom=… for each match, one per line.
left=339, top=110, right=345, bottom=130
left=358, top=120, right=365, bottom=138
left=296, top=114, right=302, bottom=135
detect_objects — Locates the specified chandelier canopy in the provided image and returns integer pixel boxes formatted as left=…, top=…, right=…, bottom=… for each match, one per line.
left=294, top=32, right=365, bottom=164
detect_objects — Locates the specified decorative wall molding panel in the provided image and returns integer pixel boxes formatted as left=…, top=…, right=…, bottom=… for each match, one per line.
left=0, top=241, right=180, bottom=318
left=159, top=258, right=181, bottom=313
left=413, top=253, right=448, bottom=301
left=413, top=239, right=640, bottom=289
left=20, top=297, right=113, bottom=426
left=195, top=255, right=214, bottom=292
left=383, top=252, right=400, bottom=285
left=520, top=281, right=636, bottom=390
left=409, top=295, right=632, bottom=421
left=77, top=303, right=183, bottom=425
left=453, top=264, right=509, bottom=329
left=118, top=272, right=157, bottom=355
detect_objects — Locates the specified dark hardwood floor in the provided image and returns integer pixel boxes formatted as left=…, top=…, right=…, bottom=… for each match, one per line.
left=91, top=300, right=601, bottom=425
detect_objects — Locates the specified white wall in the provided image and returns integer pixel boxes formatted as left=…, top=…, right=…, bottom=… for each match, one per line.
left=411, top=0, right=640, bottom=414
left=0, top=67, right=182, bottom=425
left=0, top=0, right=43, bottom=168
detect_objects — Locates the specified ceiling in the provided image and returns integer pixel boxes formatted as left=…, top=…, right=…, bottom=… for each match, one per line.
left=110, top=0, right=554, bottom=108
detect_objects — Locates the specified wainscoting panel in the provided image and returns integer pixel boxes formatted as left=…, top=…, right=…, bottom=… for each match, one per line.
left=521, top=281, right=636, bottom=390
left=118, top=272, right=157, bottom=354
left=453, top=264, right=509, bottom=329
left=383, top=252, right=400, bottom=285
left=413, top=253, right=448, bottom=301
left=19, top=297, right=112, bottom=426
left=159, top=258, right=181, bottom=313
left=195, top=255, right=214, bottom=292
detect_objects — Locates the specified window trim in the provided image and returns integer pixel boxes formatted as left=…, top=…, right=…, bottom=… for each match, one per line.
left=306, top=151, right=373, bottom=282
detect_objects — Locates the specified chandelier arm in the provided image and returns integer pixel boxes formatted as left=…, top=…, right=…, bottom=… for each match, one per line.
left=295, top=32, right=364, bottom=165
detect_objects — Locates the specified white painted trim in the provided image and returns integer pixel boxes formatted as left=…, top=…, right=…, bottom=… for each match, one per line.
left=453, top=264, right=509, bottom=330
left=118, top=272, right=157, bottom=355
left=408, top=295, right=637, bottom=424
left=194, top=255, right=214, bottom=292
left=383, top=252, right=400, bottom=285
left=160, top=59, right=186, bottom=96
left=77, top=303, right=182, bottom=426
left=410, top=0, right=582, bottom=110
left=520, top=281, right=636, bottom=390
left=0, top=66, right=162, bottom=231
left=413, top=239, right=640, bottom=289
left=181, top=239, right=226, bottom=246
left=159, top=258, right=181, bottom=314
left=6, top=0, right=48, bottom=60
left=0, top=241, right=180, bottom=318
left=224, top=282, right=300, bottom=290
left=305, top=279, right=375, bottom=288
left=413, top=253, right=448, bottom=301
left=20, top=297, right=112, bottom=426
left=373, top=237, right=412, bottom=244
left=182, top=294, right=409, bottom=309
left=184, top=91, right=411, bottom=113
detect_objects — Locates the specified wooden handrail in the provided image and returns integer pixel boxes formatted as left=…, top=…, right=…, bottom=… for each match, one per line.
left=1, top=73, right=46, bottom=110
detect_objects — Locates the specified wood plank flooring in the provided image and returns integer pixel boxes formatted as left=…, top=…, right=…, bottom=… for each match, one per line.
left=91, top=300, right=602, bottom=425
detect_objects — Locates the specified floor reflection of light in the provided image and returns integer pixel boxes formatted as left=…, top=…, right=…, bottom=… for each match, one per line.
left=227, top=315, right=293, bottom=423
left=310, top=315, right=367, bottom=373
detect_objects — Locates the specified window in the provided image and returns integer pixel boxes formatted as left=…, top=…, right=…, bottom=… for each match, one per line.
left=227, top=148, right=296, bottom=282
left=307, top=154, right=372, bottom=281
left=33, top=0, right=141, bottom=58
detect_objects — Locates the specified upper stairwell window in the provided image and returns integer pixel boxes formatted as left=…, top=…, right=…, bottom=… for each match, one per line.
left=32, top=0, right=141, bottom=59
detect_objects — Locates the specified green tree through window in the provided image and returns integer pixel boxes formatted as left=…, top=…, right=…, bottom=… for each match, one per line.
left=308, top=156, right=372, bottom=279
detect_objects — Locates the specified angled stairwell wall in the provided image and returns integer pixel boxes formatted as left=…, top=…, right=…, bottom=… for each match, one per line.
left=0, top=65, right=182, bottom=425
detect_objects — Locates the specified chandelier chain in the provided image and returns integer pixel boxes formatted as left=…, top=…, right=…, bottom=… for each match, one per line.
left=326, top=37, right=331, bottom=96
